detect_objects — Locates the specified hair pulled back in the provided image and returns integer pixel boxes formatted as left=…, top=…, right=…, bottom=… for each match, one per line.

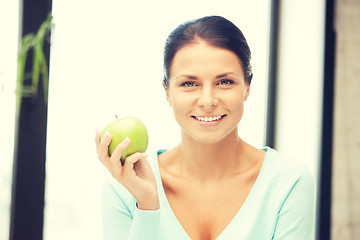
left=163, top=16, right=253, bottom=89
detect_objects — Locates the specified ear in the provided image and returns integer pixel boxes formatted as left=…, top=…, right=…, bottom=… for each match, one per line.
left=244, top=84, right=250, bottom=101
left=162, top=81, right=173, bottom=107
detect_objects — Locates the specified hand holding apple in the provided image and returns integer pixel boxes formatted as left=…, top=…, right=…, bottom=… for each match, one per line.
left=95, top=117, right=159, bottom=210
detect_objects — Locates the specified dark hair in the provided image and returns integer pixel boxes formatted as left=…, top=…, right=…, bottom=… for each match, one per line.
left=163, top=15, right=253, bottom=89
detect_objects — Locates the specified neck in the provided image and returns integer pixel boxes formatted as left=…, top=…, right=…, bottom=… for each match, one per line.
left=178, top=129, right=246, bottom=182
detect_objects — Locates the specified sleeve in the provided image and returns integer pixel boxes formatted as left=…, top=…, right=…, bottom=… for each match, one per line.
left=101, top=178, right=160, bottom=240
left=272, top=167, right=316, bottom=240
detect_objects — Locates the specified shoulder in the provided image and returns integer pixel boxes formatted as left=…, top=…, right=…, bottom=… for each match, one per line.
left=263, top=147, right=313, bottom=180
left=262, top=149, right=316, bottom=238
left=154, top=146, right=181, bottom=177
left=260, top=147, right=315, bottom=197
left=249, top=148, right=315, bottom=218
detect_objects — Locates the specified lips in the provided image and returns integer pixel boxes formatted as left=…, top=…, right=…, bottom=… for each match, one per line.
left=191, top=114, right=227, bottom=122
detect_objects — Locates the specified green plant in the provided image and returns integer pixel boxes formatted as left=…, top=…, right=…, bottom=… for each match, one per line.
left=16, top=13, right=53, bottom=109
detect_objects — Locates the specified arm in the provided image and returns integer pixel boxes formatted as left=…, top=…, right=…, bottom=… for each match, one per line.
left=95, top=130, right=160, bottom=239
left=102, top=179, right=160, bottom=240
left=272, top=167, right=315, bottom=240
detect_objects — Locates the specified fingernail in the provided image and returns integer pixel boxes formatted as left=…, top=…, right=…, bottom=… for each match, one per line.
left=142, top=153, right=149, bottom=158
left=123, top=137, right=130, bottom=144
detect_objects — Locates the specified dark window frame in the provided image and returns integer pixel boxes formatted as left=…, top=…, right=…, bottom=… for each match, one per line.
left=317, top=0, right=336, bottom=239
left=9, top=0, right=53, bottom=239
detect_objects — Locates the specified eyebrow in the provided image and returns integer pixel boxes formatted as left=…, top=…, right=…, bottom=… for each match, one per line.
left=215, top=72, right=240, bottom=78
left=175, top=75, right=198, bottom=80
left=175, top=72, right=240, bottom=80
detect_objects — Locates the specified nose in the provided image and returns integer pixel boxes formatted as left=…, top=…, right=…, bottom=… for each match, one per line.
left=197, top=86, right=218, bottom=110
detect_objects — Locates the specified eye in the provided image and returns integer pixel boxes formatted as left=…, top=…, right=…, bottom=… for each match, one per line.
left=180, top=81, right=198, bottom=87
left=217, top=79, right=234, bottom=85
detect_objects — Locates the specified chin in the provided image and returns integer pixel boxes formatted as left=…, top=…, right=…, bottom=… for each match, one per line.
left=184, top=130, right=233, bottom=145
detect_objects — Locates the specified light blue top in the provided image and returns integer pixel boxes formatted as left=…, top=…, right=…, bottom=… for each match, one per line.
left=102, top=147, right=315, bottom=240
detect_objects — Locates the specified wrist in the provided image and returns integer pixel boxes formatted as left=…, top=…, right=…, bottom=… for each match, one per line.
left=137, top=194, right=160, bottom=210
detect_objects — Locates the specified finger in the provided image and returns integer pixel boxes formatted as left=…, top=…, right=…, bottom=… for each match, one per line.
left=98, top=132, right=112, bottom=162
left=122, top=152, right=148, bottom=176
left=110, top=137, right=131, bottom=166
left=133, top=153, right=150, bottom=176
left=94, top=129, right=102, bottom=153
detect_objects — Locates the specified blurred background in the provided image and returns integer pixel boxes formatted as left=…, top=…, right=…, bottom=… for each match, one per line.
left=0, top=0, right=359, bottom=239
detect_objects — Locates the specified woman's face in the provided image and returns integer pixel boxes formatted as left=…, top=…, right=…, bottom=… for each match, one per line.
left=165, top=41, right=250, bottom=144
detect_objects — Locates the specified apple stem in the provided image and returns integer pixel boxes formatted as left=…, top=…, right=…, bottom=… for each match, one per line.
left=115, top=114, right=118, bottom=119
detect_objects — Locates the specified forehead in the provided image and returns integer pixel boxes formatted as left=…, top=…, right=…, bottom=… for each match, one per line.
left=170, top=41, right=244, bottom=79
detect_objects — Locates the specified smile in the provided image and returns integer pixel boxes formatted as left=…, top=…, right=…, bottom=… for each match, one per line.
left=192, top=115, right=226, bottom=122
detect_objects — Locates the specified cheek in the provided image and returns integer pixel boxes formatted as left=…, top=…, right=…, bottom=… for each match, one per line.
left=223, top=91, right=246, bottom=115
left=170, top=97, right=192, bottom=128
left=223, top=88, right=245, bottom=102
left=171, top=94, right=192, bottom=113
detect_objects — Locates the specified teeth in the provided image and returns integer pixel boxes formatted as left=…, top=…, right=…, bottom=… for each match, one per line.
left=195, top=116, right=223, bottom=122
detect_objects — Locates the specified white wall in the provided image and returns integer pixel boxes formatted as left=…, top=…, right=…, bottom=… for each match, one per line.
left=0, top=1, right=20, bottom=240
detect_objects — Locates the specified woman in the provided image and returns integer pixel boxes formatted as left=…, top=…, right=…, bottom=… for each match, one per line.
left=95, top=16, right=315, bottom=240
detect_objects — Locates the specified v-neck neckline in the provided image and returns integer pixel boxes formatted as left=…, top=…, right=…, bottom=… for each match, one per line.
left=153, top=147, right=271, bottom=240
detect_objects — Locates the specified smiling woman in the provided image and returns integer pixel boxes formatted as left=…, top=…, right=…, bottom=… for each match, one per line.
left=95, top=15, right=315, bottom=240
left=44, top=1, right=271, bottom=239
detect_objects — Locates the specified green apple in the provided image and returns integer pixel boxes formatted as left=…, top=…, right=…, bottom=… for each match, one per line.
left=101, top=116, right=148, bottom=163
